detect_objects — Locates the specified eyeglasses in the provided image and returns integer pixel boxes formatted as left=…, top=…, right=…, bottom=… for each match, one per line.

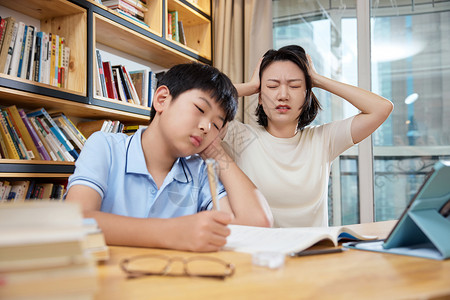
left=120, top=254, right=235, bottom=280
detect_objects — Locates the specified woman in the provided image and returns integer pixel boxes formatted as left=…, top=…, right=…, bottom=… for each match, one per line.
left=222, top=46, right=393, bottom=227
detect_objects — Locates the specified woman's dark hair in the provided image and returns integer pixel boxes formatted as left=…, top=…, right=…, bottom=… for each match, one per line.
left=256, top=45, right=321, bottom=129
left=149, top=62, right=237, bottom=125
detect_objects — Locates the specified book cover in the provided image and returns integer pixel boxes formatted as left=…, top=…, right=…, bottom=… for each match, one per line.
left=169, top=11, right=179, bottom=42
left=121, top=65, right=141, bottom=105
left=27, top=108, right=78, bottom=160
left=128, top=70, right=144, bottom=104
left=16, top=24, right=28, bottom=78
left=40, top=32, right=50, bottom=84
left=33, top=31, right=42, bottom=82
left=52, top=115, right=84, bottom=151
left=35, top=115, right=74, bottom=162
left=95, top=50, right=107, bottom=97
left=0, top=113, right=20, bottom=159
left=8, top=21, right=25, bottom=76
left=28, top=116, right=58, bottom=161
left=0, top=17, right=16, bottom=73
left=178, top=21, right=186, bottom=45
left=1, top=110, right=27, bottom=159
left=112, top=65, right=133, bottom=103
left=111, top=66, right=126, bottom=102
left=102, top=61, right=118, bottom=100
left=0, top=127, right=9, bottom=158
left=20, top=25, right=34, bottom=79
left=51, top=112, right=87, bottom=145
left=5, top=105, right=40, bottom=160
left=26, top=25, right=37, bottom=81
left=18, top=108, right=51, bottom=161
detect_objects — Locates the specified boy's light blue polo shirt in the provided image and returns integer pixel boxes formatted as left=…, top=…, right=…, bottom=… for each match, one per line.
left=67, top=128, right=226, bottom=218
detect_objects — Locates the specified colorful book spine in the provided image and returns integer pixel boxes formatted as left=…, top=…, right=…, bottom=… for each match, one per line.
left=0, top=113, right=20, bottom=159
left=6, top=105, right=40, bottom=160
left=18, top=108, right=51, bottom=161
left=26, top=108, right=79, bottom=160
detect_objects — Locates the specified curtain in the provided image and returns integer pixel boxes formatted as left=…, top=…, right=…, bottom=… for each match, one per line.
left=213, top=0, right=273, bottom=124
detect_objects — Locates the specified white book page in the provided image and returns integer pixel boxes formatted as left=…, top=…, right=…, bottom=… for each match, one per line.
left=223, top=225, right=340, bottom=254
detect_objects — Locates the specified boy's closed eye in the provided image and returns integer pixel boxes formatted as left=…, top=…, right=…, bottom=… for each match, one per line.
left=195, top=104, right=221, bottom=131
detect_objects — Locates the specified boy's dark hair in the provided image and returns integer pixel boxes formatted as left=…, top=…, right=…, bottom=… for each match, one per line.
left=256, top=46, right=321, bottom=130
left=149, top=63, right=237, bottom=126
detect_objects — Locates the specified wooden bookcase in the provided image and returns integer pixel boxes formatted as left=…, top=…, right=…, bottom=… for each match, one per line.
left=0, top=0, right=212, bottom=182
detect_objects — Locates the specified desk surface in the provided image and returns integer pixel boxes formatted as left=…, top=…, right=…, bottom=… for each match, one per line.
left=95, top=221, right=450, bottom=300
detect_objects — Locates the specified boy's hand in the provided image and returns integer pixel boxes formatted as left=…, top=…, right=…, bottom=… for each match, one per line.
left=200, top=134, right=225, bottom=161
left=166, top=211, right=233, bottom=252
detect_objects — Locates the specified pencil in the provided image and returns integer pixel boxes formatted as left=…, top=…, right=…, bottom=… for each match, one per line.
left=205, top=158, right=219, bottom=210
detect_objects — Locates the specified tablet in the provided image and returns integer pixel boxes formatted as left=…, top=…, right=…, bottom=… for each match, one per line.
left=344, top=160, right=450, bottom=260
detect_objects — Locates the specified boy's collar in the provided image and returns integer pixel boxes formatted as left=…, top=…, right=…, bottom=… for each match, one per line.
left=125, top=129, right=192, bottom=183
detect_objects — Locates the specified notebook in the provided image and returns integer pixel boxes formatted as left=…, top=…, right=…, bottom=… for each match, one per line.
left=344, top=160, right=450, bottom=260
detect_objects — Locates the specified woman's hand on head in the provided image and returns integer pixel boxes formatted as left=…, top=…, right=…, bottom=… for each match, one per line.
left=306, top=54, right=320, bottom=88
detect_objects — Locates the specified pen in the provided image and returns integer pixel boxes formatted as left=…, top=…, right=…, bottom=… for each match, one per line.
left=205, top=158, right=219, bottom=210
left=289, top=248, right=346, bottom=257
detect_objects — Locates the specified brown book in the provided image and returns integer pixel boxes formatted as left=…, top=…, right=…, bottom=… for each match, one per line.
left=0, top=112, right=20, bottom=159
left=0, top=17, right=16, bottom=73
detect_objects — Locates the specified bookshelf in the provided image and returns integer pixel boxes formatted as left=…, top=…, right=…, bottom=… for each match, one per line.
left=0, top=0, right=212, bottom=185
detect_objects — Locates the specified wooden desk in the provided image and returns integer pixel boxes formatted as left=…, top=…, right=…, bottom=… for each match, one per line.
left=95, top=221, right=450, bottom=300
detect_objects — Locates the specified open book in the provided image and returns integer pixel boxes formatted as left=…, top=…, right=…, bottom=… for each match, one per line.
left=223, top=225, right=377, bottom=255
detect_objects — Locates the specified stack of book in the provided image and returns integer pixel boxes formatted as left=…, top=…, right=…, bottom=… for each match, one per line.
left=94, top=49, right=156, bottom=108
left=102, top=0, right=149, bottom=27
left=0, top=105, right=86, bottom=161
left=0, top=201, right=103, bottom=300
left=0, top=16, right=70, bottom=88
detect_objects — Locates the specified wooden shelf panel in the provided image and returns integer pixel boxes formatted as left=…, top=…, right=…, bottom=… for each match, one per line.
left=95, top=14, right=197, bottom=68
left=0, top=0, right=85, bottom=20
left=167, top=0, right=212, bottom=60
left=0, top=86, right=150, bottom=124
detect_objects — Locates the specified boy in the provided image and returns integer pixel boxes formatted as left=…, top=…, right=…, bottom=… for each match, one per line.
left=65, top=63, right=272, bottom=252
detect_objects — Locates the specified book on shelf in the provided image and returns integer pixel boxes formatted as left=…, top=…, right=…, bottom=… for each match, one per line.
left=5, top=180, right=29, bottom=202
left=0, top=18, right=6, bottom=50
left=0, top=17, right=16, bottom=74
left=0, top=113, right=20, bottom=159
left=51, top=112, right=86, bottom=151
left=37, top=115, right=74, bottom=162
left=95, top=49, right=107, bottom=98
left=18, top=108, right=51, bottom=161
left=7, top=21, right=25, bottom=76
left=116, top=9, right=149, bottom=27
left=102, top=61, right=119, bottom=100
left=28, top=116, right=58, bottom=161
left=5, top=105, right=40, bottom=160
left=0, top=129, right=8, bottom=159
left=121, top=65, right=141, bottom=105
left=104, top=0, right=146, bottom=21
left=15, top=23, right=28, bottom=78
left=112, top=65, right=133, bottom=103
left=0, top=201, right=98, bottom=299
left=178, top=21, right=186, bottom=45
left=111, top=66, right=126, bottom=102
left=167, top=12, right=172, bottom=40
left=19, top=24, right=34, bottom=79
left=129, top=69, right=149, bottom=106
left=27, top=108, right=79, bottom=160
left=1, top=110, right=29, bottom=160
left=168, top=11, right=179, bottom=42
left=223, top=224, right=377, bottom=255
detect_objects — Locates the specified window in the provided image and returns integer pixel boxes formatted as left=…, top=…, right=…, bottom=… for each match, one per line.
left=273, top=0, right=450, bottom=225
